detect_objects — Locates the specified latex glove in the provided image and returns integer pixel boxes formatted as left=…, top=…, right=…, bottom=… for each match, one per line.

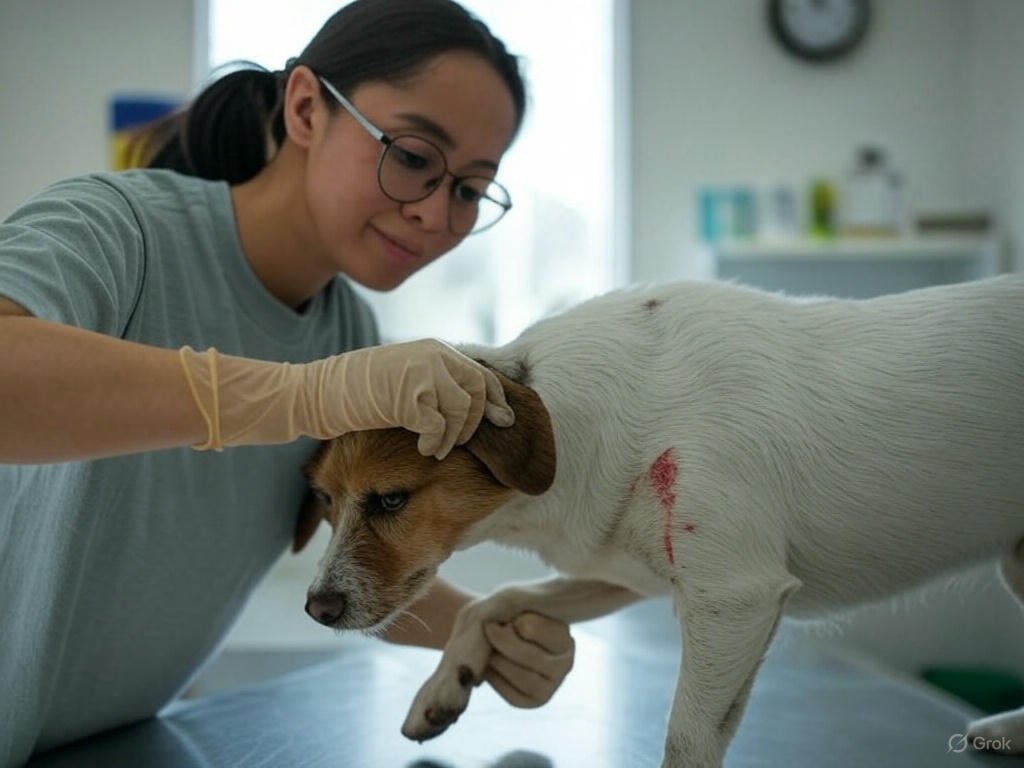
left=482, top=612, right=575, bottom=708
left=179, top=339, right=514, bottom=458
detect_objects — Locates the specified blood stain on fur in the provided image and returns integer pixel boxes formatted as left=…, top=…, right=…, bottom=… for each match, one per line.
left=648, top=448, right=679, bottom=564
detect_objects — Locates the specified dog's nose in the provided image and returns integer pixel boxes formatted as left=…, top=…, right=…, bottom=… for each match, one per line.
left=305, top=590, right=347, bottom=626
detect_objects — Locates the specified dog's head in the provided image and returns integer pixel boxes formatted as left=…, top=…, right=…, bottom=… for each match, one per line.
left=296, top=366, right=555, bottom=631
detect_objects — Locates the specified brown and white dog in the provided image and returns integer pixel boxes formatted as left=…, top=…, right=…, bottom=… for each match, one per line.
left=296, top=275, right=1024, bottom=768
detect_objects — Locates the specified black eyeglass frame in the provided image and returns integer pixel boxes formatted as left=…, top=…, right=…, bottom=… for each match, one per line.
left=317, top=76, right=512, bottom=235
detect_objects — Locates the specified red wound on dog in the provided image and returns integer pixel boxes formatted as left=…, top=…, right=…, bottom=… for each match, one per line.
left=649, top=448, right=677, bottom=509
left=649, top=448, right=679, bottom=564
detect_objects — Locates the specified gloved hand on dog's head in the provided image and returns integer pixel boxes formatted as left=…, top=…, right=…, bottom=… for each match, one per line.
left=179, top=339, right=515, bottom=459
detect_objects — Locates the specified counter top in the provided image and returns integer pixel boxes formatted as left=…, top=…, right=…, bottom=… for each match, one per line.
left=28, top=599, right=1020, bottom=767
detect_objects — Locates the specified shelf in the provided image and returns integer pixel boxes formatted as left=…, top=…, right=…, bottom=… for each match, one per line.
left=704, top=235, right=1001, bottom=299
left=713, top=235, right=997, bottom=263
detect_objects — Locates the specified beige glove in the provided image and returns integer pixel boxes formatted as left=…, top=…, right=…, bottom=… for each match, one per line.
left=178, top=339, right=514, bottom=458
left=482, top=613, right=575, bottom=708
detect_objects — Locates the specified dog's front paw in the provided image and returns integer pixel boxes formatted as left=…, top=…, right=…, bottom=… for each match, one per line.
left=401, top=663, right=479, bottom=741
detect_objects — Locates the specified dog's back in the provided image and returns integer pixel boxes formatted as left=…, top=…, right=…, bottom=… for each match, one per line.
left=466, top=275, right=1024, bottom=612
left=711, top=276, right=1024, bottom=611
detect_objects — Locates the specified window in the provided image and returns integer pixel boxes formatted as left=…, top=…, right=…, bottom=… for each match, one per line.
left=207, top=0, right=621, bottom=345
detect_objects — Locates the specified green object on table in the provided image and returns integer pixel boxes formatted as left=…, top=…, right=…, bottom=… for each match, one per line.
left=922, top=665, right=1024, bottom=715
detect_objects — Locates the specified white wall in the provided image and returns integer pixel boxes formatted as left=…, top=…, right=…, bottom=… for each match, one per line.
left=0, top=0, right=197, bottom=218
left=964, top=0, right=1024, bottom=272
left=629, top=0, right=1024, bottom=281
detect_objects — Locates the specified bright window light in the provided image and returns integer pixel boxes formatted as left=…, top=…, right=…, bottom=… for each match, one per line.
left=208, top=0, right=618, bottom=345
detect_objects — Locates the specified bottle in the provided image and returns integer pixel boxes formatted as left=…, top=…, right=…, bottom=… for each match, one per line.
left=809, top=179, right=837, bottom=239
left=840, top=146, right=903, bottom=236
left=763, top=184, right=799, bottom=241
left=732, top=188, right=757, bottom=240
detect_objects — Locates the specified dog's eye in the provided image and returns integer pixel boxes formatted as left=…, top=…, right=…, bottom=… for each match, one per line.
left=365, top=491, right=409, bottom=517
left=312, top=488, right=332, bottom=507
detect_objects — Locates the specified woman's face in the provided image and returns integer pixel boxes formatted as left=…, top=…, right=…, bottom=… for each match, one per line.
left=301, top=52, right=518, bottom=292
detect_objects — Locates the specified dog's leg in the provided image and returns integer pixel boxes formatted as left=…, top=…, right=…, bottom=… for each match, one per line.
left=662, top=575, right=800, bottom=768
left=401, top=578, right=640, bottom=741
left=966, top=538, right=1024, bottom=755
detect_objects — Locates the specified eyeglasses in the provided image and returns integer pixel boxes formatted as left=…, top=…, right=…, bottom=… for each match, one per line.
left=317, top=76, right=512, bottom=235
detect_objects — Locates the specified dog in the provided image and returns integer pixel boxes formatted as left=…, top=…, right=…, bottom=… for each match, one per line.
left=295, top=275, right=1024, bottom=767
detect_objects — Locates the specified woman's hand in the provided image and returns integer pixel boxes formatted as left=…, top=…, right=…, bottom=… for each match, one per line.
left=180, top=338, right=515, bottom=458
left=313, top=338, right=516, bottom=458
left=482, top=612, right=575, bottom=708
left=378, top=582, right=575, bottom=707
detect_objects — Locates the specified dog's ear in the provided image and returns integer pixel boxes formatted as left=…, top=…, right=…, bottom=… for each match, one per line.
left=292, top=490, right=324, bottom=553
left=465, top=365, right=556, bottom=495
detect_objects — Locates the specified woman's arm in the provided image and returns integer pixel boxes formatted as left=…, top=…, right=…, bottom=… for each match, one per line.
left=379, top=578, right=476, bottom=649
left=0, top=300, right=207, bottom=463
left=0, top=298, right=512, bottom=464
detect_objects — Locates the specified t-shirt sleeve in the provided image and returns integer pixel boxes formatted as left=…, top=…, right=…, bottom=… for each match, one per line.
left=0, top=175, right=144, bottom=337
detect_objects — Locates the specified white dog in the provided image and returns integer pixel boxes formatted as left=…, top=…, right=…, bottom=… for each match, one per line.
left=297, top=275, right=1024, bottom=767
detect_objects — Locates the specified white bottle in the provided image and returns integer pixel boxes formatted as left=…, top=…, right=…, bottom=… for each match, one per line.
left=840, top=146, right=903, bottom=236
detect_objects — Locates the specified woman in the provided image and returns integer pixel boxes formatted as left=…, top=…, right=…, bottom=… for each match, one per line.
left=0, top=1, right=574, bottom=764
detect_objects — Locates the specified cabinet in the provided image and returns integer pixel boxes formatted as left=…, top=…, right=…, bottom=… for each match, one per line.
left=710, top=236, right=1000, bottom=298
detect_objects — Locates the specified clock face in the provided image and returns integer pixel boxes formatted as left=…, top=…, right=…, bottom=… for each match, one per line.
left=769, top=0, right=870, bottom=62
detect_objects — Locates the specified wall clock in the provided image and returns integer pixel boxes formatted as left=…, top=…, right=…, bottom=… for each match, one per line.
left=768, top=0, right=870, bottom=63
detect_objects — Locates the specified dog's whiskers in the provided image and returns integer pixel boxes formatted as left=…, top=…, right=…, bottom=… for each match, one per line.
left=358, top=609, right=433, bottom=641
left=395, top=608, right=432, bottom=635
left=371, top=609, right=432, bottom=641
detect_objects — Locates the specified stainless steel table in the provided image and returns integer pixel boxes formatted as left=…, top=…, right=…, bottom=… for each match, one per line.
left=28, top=599, right=1021, bottom=767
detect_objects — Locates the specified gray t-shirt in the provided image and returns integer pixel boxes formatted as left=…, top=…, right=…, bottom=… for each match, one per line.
left=0, top=169, right=379, bottom=764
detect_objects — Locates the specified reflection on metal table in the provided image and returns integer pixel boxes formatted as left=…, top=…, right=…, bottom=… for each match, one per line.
left=28, top=598, right=1022, bottom=767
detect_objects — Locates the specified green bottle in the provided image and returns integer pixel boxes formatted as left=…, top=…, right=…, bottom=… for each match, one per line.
left=810, top=179, right=837, bottom=239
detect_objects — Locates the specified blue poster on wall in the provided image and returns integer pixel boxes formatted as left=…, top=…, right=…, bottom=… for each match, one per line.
left=109, top=95, right=180, bottom=170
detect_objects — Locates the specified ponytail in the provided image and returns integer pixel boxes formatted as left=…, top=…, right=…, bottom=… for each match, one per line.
left=132, top=63, right=286, bottom=184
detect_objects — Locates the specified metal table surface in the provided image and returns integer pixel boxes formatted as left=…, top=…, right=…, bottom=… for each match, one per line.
left=28, top=599, right=1022, bottom=768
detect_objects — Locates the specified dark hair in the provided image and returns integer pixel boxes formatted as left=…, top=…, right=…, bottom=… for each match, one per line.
left=135, top=0, right=527, bottom=184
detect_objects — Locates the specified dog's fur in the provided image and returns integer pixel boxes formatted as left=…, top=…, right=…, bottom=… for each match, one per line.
left=297, top=275, right=1024, bottom=768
